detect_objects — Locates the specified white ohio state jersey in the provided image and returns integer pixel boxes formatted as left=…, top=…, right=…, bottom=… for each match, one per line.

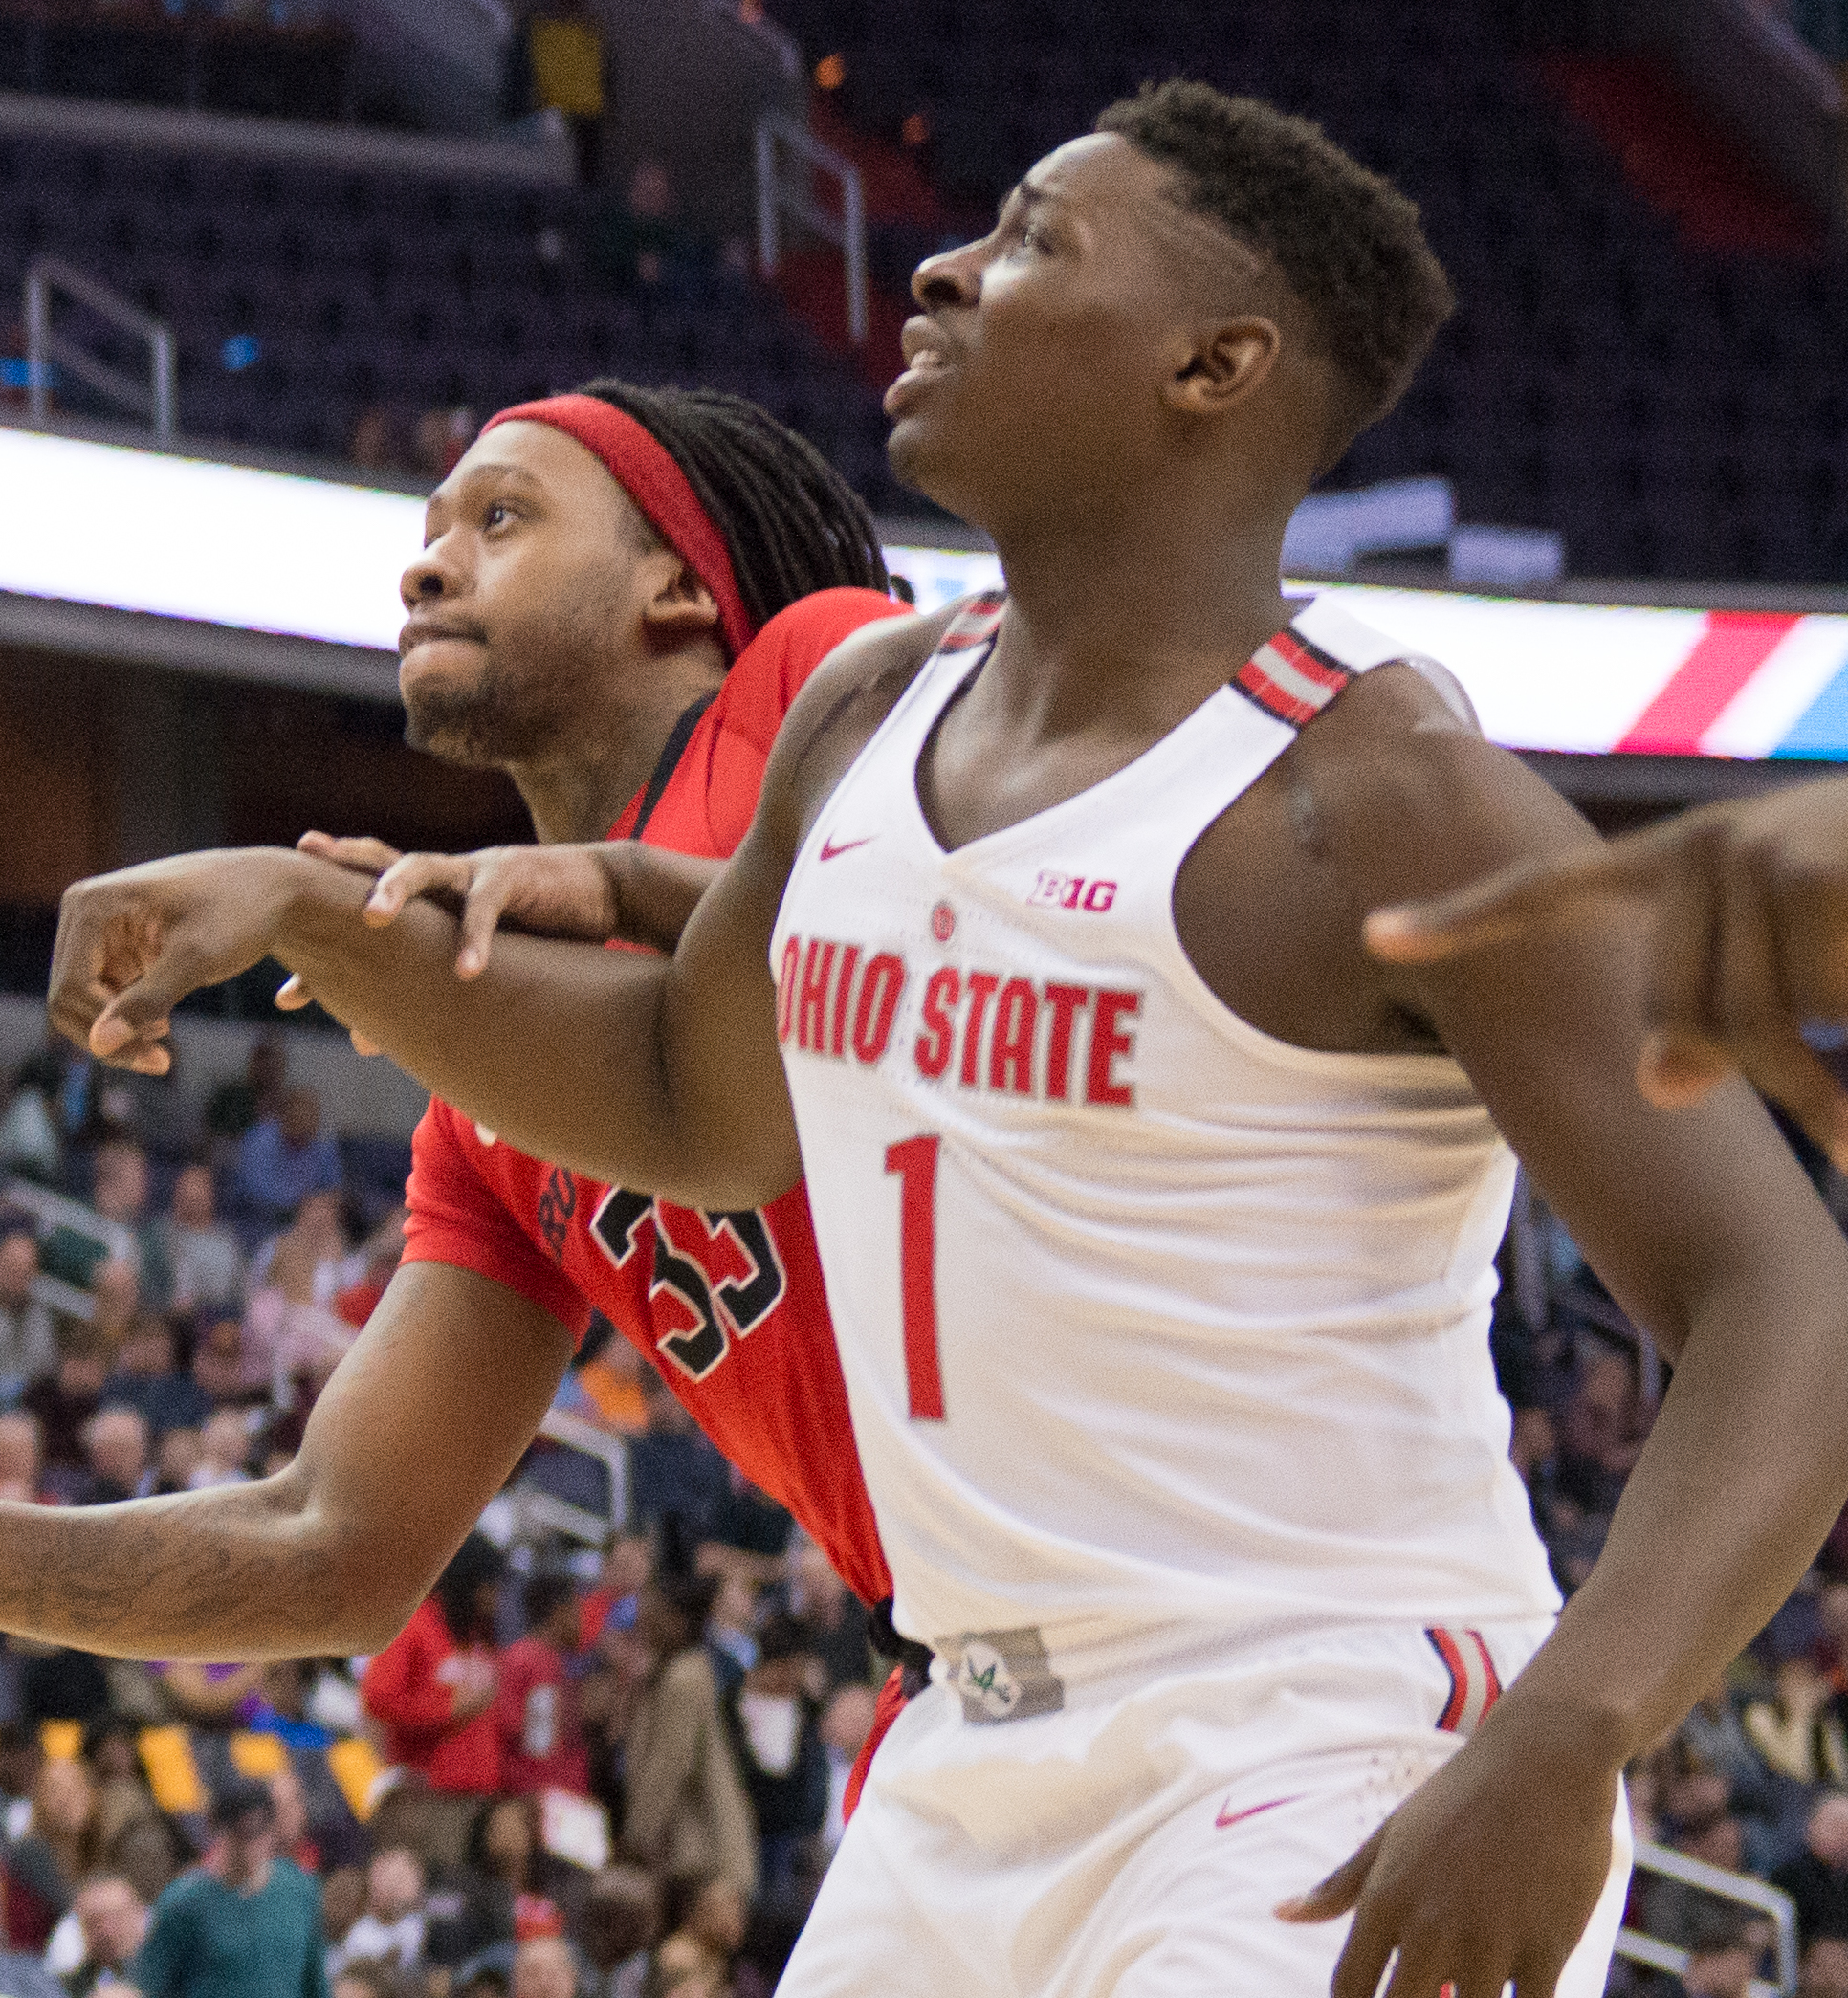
left=770, top=592, right=1559, bottom=1688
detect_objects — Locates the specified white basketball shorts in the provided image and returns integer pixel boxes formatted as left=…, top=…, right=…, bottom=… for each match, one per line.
left=780, top=1617, right=1632, bottom=1998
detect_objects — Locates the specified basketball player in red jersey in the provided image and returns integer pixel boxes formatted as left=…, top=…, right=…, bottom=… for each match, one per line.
left=41, top=84, right=1848, bottom=1996
left=1365, top=774, right=1848, bottom=1164
left=8, top=382, right=915, bottom=1747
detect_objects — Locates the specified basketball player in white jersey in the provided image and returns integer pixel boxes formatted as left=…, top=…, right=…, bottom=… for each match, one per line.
left=45, top=81, right=1848, bottom=1997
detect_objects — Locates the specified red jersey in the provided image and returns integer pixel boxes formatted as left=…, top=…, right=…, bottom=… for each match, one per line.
left=495, top=1635, right=588, bottom=1796
left=403, top=589, right=908, bottom=1609
left=362, top=1596, right=503, bottom=1794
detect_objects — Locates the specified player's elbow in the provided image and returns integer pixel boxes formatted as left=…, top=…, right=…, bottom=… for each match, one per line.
left=264, top=1462, right=436, bottom=1655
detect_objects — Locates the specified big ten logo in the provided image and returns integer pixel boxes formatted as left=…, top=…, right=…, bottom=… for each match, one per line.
left=590, top=1189, right=787, bottom=1382
left=1028, top=871, right=1117, bottom=913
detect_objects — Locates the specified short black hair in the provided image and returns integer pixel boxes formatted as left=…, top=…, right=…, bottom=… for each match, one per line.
left=573, top=379, right=891, bottom=640
left=1096, top=80, right=1454, bottom=456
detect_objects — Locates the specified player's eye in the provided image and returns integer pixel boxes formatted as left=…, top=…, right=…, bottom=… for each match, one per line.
left=483, top=501, right=515, bottom=531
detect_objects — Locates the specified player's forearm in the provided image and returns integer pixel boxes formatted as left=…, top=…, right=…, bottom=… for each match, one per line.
left=1495, top=1266, right=1848, bottom=1765
left=607, top=845, right=724, bottom=952
left=272, top=862, right=701, bottom=1197
left=0, top=1471, right=391, bottom=1659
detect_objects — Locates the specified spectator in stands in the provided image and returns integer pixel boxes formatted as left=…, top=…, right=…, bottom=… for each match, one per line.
left=84, top=1142, right=173, bottom=1311
left=726, top=1614, right=826, bottom=1903
left=205, top=1040, right=285, bottom=1151
left=0, top=1052, right=64, bottom=1185
left=155, top=1428, right=202, bottom=1495
left=524, top=0, right=605, bottom=185
left=1750, top=1657, right=1848, bottom=1787
left=244, top=1197, right=358, bottom=1401
left=154, top=1658, right=266, bottom=1730
left=86, top=1260, right=138, bottom=1355
left=511, top=1934, right=577, bottom=1998
left=428, top=1798, right=565, bottom=1970
left=0, top=1408, right=49, bottom=1503
left=411, top=410, right=476, bottom=483
left=159, top=1167, right=246, bottom=1317
left=57, top=1871, right=149, bottom=1995
left=1670, top=1912, right=1762, bottom=1998
left=579, top=1535, right=649, bottom=1658
left=787, top=1538, right=869, bottom=1694
left=1777, top=1793, right=1848, bottom=1948
left=188, top=1408, right=254, bottom=1490
left=102, top=1316, right=211, bottom=1441
left=25, top=1344, right=111, bottom=1482
left=105, top=1813, right=185, bottom=1917
left=707, top=1473, right=794, bottom=1583
left=76, top=1406, right=152, bottom=1505
left=330, top=1965, right=405, bottom=1998
left=818, top=1682, right=876, bottom=1855
left=327, top=1848, right=426, bottom=1981
left=5, top=1759, right=101, bottom=1953
left=81, top=1717, right=158, bottom=1855
left=573, top=1864, right=658, bottom=1998
left=234, top=1087, right=341, bottom=1227
left=655, top=1877, right=745, bottom=1998
left=623, top=1573, right=757, bottom=1901
left=363, top=1533, right=505, bottom=1799
left=131, top=1777, right=326, bottom=1998
left=189, top=1316, right=251, bottom=1414
left=0, top=1220, right=57, bottom=1405
left=496, top=1573, right=588, bottom=1797
left=1803, top=1935, right=1848, bottom=1998
left=349, top=406, right=413, bottom=479
left=627, top=1369, right=727, bottom=1548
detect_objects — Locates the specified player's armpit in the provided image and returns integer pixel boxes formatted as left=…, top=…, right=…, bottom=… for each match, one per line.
left=0, top=1262, right=572, bottom=1658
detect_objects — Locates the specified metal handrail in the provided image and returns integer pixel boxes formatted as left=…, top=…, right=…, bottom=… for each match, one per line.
left=26, top=256, right=177, bottom=443
left=755, top=111, right=869, bottom=344
left=2, top=1179, right=139, bottom=1268
left=1616, top=1837, right=1799, bottom=1998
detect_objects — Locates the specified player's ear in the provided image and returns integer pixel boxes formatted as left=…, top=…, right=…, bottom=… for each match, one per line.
left=1164, top=315, right=1281, bottom=419
left=641, top=555, right=723, bottom=644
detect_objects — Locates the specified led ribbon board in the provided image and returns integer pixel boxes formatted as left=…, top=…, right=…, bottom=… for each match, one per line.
left=3, top=425, right=1845, bottom=760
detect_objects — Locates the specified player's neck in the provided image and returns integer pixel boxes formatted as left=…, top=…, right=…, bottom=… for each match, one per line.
left=986, top=501, right=1294, bottom=728
left=508, top=674, right=719, bottom=845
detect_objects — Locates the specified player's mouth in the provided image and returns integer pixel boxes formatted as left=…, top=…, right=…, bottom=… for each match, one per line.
left=398, top=615, right=488, bottom=661
left=886, top=319, right=959, bottom=416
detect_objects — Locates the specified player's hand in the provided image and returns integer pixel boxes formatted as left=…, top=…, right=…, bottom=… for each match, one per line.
left=49, top=851, right=305, bottom=1073
left=274, top=834, right=409, bottom=1052
left=1279, top=1710, right=1618, bottom=1997
left=1362, top=776, right=1848, bottom=1165
left=360, top=843, right=626, bottom=977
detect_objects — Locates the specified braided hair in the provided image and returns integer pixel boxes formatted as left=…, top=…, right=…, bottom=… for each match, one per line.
left=574, top=378, right=890, bottom=638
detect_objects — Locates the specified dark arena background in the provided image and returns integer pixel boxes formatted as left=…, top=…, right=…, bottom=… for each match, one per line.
left=1, top=2, right=1847, bottom=1994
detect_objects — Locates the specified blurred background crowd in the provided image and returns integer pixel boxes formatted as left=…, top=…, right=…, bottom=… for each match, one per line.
left=0, top=1031, right=887, bottom=1998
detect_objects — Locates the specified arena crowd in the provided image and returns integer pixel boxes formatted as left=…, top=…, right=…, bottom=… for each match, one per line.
left=0, top=1033, right=881, bottom=1998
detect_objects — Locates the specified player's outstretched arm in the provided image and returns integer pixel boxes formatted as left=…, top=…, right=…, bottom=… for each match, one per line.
left=1275, top=670, right=1848, bottom=1998
left=292, top=832, right=725, bottom=967
left=0, top=1262, right=572, bottom=1658
left=1362, top=773, right=1848, bottom=1162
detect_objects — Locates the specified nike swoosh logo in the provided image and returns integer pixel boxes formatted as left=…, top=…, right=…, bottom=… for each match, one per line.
left=819, top=834, right=876, bottom=861
left=1215, top=1794, right=1303, bottom=1831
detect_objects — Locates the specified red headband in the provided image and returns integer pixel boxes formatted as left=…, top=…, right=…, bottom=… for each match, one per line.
left=482, top=393, right=756, bottom=660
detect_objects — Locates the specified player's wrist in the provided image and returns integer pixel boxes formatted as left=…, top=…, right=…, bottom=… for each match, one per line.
left=270, top=847, right=382, bottom=956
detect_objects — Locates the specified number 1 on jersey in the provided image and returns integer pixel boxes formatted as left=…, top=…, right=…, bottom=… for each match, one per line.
left=885, top=1134, right=945, bottom=1421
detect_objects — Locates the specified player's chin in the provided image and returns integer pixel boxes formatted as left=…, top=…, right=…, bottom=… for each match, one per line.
left=885, top=413, right=980, bottom=516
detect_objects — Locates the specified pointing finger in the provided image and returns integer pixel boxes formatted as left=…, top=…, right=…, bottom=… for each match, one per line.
left=1365, top=838, right=1675, bottom=966
left=1278, top=1824, right=1385, bottom=1923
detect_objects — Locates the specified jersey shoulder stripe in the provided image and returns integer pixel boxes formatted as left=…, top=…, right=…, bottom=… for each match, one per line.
left=937, top=591, right=1008, bottom=652
left=1231, top=626, right=1355, bottom=729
